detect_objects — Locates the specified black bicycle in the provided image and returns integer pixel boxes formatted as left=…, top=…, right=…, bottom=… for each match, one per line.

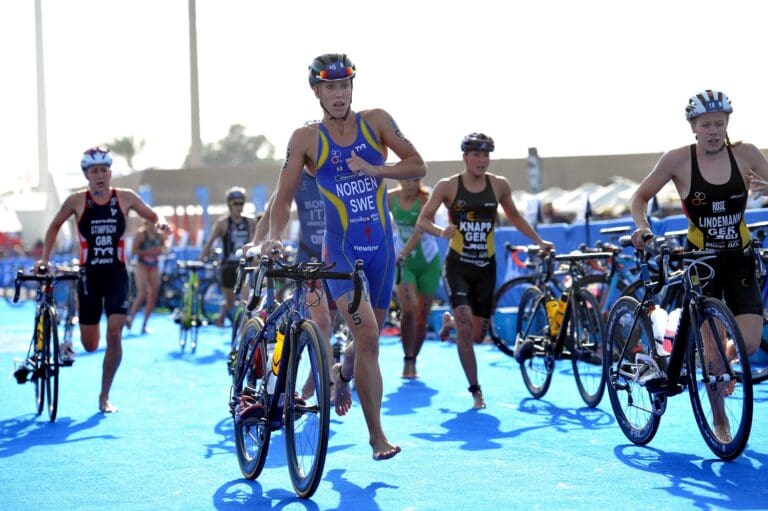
left=605, top=237, right=753, bottom=460
left=513, top=248, right=612, bottom=407
left=12, top=265, right=84, bottom=422
left=229, top=255, right=363, bottom=498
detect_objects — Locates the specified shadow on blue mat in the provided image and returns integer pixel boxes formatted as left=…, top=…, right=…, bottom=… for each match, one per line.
left=0, top=413, right=114, bottom=458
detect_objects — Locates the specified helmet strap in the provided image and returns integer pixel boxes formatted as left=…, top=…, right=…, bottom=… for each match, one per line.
left=705, top=143, right=726, bottom=155
left=320, top=101, right=351, bottom=121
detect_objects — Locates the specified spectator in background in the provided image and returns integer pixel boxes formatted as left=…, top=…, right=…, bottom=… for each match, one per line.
left=199, top=186, right=257, bottom=326
left=127, top=219, right=166, bottom=334
left=540, top=202, right=570, bottom=224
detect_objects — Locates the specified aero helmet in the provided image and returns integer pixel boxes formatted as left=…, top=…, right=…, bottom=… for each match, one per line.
left=461, top=133, right=495, bottom=153
left=308, top=53, right=356, bottom=87
left=80, top=146, right=113, bottom=171
left=225, top=186, right=246, bottom=202
left=685, top=90, right=733, bottom=121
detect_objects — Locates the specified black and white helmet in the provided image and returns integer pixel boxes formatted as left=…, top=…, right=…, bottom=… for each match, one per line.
left=685, top=90, right=733, bottom=121
left=461, top=133, right=495, bottom=153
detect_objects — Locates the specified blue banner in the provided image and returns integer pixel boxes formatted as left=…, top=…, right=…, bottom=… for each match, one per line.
left=138, top=184, right=153, bottom=206
left=195, top=186, right=210, bottom=237
left=251, top=185, right=268, bottom=212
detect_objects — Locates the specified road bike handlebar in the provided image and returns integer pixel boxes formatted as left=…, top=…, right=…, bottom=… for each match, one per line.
left=247, top=257, right=365, bottom=315
left=14, top=266, right=84, bottom=303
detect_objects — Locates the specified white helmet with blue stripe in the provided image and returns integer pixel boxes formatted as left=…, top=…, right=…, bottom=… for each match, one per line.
left=685, top=90, right=733, bottom=121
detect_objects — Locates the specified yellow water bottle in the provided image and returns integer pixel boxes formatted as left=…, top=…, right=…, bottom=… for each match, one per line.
left=271, top=322, right=286, bottom=376
left=551, top=291, right=568, bottom=336
left=545, top=299, right=558, bottom=334
left=36, top=315, right=44, bottom=350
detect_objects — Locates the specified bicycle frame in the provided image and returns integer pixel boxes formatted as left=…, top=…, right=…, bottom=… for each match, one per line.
left=606, top=239, right=754, bottom=459
left=12, top=266, right=84, bottom=421
left=230, top=255, right=363, bottom=498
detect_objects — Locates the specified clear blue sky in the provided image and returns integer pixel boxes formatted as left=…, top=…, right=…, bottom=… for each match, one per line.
left=2, top=0, right=766, bottom=191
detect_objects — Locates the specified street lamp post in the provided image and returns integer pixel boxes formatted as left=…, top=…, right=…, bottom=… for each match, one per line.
left=187, top=0, right=203, bottom=167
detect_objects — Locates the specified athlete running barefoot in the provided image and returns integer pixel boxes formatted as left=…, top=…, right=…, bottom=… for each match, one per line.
left=38, top=147, right=171, bottom=413
left=629, top=90, right=768, bottom=440
left=261, top=54, right=425, bottom=461
left=417, top=133, right=553, bottom=409
left=388, top=178, right=442, bottom=378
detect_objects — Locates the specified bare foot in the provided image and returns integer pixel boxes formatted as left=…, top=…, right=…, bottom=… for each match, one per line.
left=438, top=312, right=454, bottom=341
left=372, top=443, right=402, bottom=461
left=401, top=357, right=418, bottom=379
left=715, top=418, right=732, bottom=443
left=99, top=399, right=119, bottom=413
left=472, top=390, right=486, bottom=409
left=301, top=374, right=315, bottom=401
left=331, top=363, right=352, bottom=416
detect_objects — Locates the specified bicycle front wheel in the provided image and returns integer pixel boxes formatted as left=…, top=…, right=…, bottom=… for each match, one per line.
left=284, top=319, right=330, bottom=499
left=45, top=308, right=60, bottom=422
left=233, top=317, right=270, bottom=479
left=33, top=313, right=47, bottom=416
left=687, top=298, right=753, bottom=460
left=490, top=276, right=536, bottom=356
left=605, top=297, right=661, bottom=445
left=570, top=288, right=607, bottom=407
left=516, top=287, right=554, bottom=398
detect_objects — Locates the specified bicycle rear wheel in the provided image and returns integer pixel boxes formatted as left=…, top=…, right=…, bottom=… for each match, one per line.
left=233, top=317, right=270, bottom=479
left=570, top=288, right=607, bottom=407
left=687, top=298, right=753, bottom=460
left=516, top=287, right=554, bottom=398
left=45, top=309, right=60, bottom=422
left=202, top=281, right=221, bottom=323
left=284, top=319, right=330, bottom=499
left=605, top=297, right=662, bottom=445
left=489, top=276, right=536, bottom=356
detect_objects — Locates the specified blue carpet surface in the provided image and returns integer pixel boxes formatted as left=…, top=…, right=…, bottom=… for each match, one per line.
left=1, top=300, right=767, bottom=510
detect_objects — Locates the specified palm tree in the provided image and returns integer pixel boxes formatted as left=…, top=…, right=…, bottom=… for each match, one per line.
left=108, top=136, right=145, bottom=171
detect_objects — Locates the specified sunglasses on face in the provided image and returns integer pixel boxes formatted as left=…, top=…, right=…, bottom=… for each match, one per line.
left=229, top=201, right=244, bottom=207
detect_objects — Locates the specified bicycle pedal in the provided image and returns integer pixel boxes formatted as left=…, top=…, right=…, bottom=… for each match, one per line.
left=643, top=374, right=668, bottom=392
left=13, top=367, right=30, bottom=384
left=514, top=339, right=535, bottom=363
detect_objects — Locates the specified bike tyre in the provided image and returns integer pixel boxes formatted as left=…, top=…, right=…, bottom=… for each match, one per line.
left=490, top=275, right=537, bottom=356
left=570, top=288, right=607, bottom=407
left=516, top=287, right=553, bottom=399
left=687, top=297, right=753, bottom=460
left=46, top=308, right=60, bottom=422
left=234, top=317, right=270, bottom=480
left=605, top=296, right=662, bottom=445
left=284, top=319, right=330, bottom=499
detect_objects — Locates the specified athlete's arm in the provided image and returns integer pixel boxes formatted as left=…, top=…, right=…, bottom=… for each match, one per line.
left=629, top=147, right=690, bottom=249
left=347, top=109, right=426, bottom=180
left=496, top=176, right=552, bottom=250
left=742, top=143, right=768, bottom=198
left=416, top=178, right=456, bottom=240
left=40, top=192, right=80, bottom=266
left=118, top=188, right=171, bottom=234
left=249, top=192, right=275, bottom=247
left=200, top=218, right=225, bottom=261
left=264, top=129, right=310, bottom=253
left=629, top=149, right=679, bottom=247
